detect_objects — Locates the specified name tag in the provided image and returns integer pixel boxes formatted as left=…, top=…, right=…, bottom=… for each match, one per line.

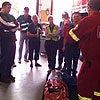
left=97, top=26, right=100, bottom=38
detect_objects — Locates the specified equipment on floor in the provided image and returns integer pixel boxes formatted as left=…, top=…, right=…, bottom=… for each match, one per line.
left=43, top=70, right=69, bottom=100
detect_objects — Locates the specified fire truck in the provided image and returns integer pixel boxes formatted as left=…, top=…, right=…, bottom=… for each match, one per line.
left=72, top=0, right=88, bottom=17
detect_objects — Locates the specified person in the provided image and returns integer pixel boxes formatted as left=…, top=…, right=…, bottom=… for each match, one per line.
left=45, top=15, right=59, bottom=72
left=57, top=12, right=70, bottom=70
left=62, top=12, right=81, bottom=76
left=17, top=7, right=32, bottom=63
left=71, top=12, right=81, bottom=77
left=0, top=8, right=2, bottom=59
left=65, top=0, right=100, bottom=99
left=27, top=15, right=42, bottom=68
left=61, top=12, right=74, bottom=74
left=0, top=1, right=19, bottom=83
left=0, top=10, right=18, bottom=60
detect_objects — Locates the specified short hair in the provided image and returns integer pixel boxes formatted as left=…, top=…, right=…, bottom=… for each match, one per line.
left=32, top=15, right=38, bottom=19
left=47, top=15, right=53, bottom=21
left=62, top=12, right=69, bottom=18
left=71, top=12, right=81, bottom=17
left=24, top=7, right=29, bottom=11
left=2, top=1, right=11, bottom=8
left=71, top=12, right=81, bottom=22
left=88, top=0, right=100, bottom=11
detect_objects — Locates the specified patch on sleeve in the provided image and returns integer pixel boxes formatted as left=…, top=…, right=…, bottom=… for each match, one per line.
left=73, top=24, right=78, bottom=30
left=97, top=26, right=100, bottom=38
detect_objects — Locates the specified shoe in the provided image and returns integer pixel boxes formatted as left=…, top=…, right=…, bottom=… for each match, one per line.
left=79, top=55, right=83, bottom=62
left=24, top=59, right=29, bottom=62
left=12, top=64, right=16, bottom=67
left=61, top=68, right=67, bottom=73
left=18, top=59, right=21, bottom=63
left=47, top=68, right=52, bottom=73
left=35, top=63, right=41, bottom=67
left=9, top=75, right=15, bottom=82
left=10, top=75, right=15, bottom=80
left=56, top=66, right=62, bottom=70
left=30, top=63, right=33, bottom=68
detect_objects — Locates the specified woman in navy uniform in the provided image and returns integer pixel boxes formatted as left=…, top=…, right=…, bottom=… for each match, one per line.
left=27, top=15, right=42, bottom=68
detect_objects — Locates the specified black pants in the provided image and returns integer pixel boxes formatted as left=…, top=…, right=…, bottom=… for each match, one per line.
left=64, top=42, right=80, bottom=76
left=28, top=39, right=40, bottom=61
left=58, top=37, right=66, bottom=66
left=45, top=40, right=58, bottom=70
left=0, top=41, right=1, bottom=59
left=0, top=40, right=16, bottom=78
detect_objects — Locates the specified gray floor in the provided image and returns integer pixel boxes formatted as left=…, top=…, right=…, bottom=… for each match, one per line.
left=0, top=55, right=48, bottom=100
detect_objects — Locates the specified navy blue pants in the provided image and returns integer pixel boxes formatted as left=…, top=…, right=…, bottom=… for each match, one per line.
left=0, top=40, right=16, bottom=78
left=45, top=40, right=58, bottom=70
left=64, top=42, right=80, bottom=76
left=58, top=37, right=66, bottom=67
left=28, top=39, right=40, bottom=61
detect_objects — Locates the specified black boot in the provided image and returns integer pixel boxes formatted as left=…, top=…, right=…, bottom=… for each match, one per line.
left=30, top=60, right=33, bottom=68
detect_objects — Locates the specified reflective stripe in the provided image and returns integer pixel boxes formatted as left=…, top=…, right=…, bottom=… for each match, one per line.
left=21, top=27, right=28, bottom=31
left=46, top=38, right=58, bottom=41
left=69, top=29, right=80, bottom=41
left=94, top=91, right=100, bottom=96
left=78, top=94, right=92, bottom=100
left=20, top=22, right=29, bottom=27
left=4, top=30, right=10, bottom=32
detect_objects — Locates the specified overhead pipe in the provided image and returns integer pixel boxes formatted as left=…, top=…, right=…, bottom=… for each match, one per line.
left=51, top=0, right=53, bottom=15
left=36, top=0, right=39, bottom=15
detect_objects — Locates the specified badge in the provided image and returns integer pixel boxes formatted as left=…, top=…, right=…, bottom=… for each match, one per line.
left=97, top=26, right=100, bottom=38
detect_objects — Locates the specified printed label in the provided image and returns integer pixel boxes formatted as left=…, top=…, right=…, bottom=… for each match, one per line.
left=97, top=26, right=100, bottom=38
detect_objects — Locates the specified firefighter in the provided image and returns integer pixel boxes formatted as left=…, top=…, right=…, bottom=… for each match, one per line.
left=63, top=0, right=100, bottom=99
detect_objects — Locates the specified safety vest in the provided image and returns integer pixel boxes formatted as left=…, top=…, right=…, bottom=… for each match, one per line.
left=46, top=25, right=58, bottom=41
left=78, top=91, right=100, bottom=100
left=17, top=15, right=32, bottom=33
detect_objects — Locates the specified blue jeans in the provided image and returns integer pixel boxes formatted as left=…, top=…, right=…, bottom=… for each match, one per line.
left=18, top=32, right=29, bottom=60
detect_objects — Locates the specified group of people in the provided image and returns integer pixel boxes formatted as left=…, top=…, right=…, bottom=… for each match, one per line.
left=57, top=12, right=81, bottom=77
left=17, top=7, right=42, bottom=67
left=0, top=0, right=100, bottom=99
left=0, top=1, right=43, bottom=83
left=45, top=12, right=81, bottom=77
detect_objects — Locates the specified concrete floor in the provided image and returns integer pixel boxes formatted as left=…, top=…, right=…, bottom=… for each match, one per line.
left=0, top=32, right=82, bottom=100
left=0, top=55, right=49, bottom=100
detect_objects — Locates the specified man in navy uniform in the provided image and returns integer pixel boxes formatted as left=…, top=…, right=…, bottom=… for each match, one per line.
left=0, top=1, right=19, bottom=83
left=17, top=7, right=32, bottom=63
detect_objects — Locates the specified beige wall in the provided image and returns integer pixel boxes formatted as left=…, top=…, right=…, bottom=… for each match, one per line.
left=39, top=0, right=51, bottom=22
